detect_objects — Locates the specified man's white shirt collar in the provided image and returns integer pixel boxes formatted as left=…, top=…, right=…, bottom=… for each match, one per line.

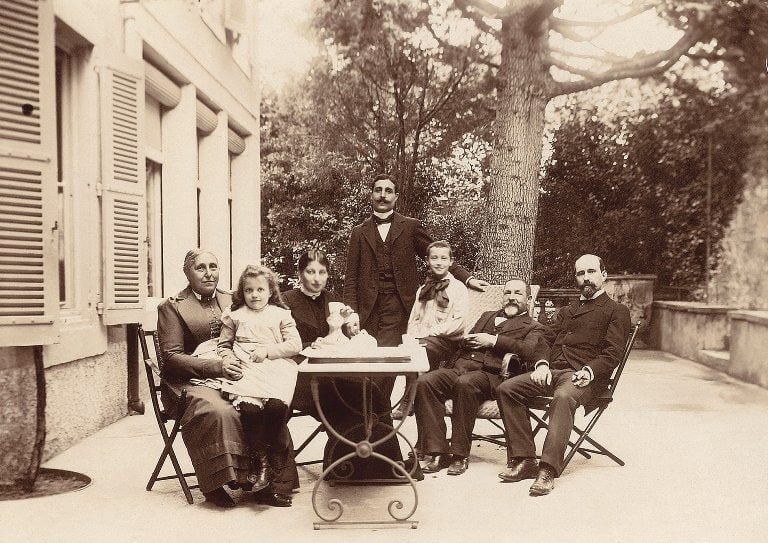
left=373, top=211, right=394, bottom=240
left=579, top=289, right=605, bottom=301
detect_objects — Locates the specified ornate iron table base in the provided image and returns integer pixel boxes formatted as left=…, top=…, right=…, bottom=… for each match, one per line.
left=305, top=360, right=425, bottom=529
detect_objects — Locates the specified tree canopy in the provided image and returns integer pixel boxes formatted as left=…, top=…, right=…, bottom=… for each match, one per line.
left=260, top=0, right=766, bottom=295
left=535, top=79, right=751, bottom=289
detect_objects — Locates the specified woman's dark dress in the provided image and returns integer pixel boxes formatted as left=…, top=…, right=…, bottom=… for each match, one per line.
left=283, top=288, right=405, bottom=480
left=158, top=286, right=298, bottom=494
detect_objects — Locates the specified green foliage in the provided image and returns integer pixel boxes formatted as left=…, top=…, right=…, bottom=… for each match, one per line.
left=534, top=80, right=751, bottom=290
left=260, top=0, right=495, bottom=288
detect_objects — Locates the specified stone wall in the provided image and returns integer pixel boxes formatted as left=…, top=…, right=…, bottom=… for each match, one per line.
left=651, top=302, right=768, bottom=390
left=605, top=275, right=656, bottom=347
left=43, top=326, right=130, bottom=460
left=649, top=301, right=733, bottom=361
left=729, top=311, right=768, bottom=389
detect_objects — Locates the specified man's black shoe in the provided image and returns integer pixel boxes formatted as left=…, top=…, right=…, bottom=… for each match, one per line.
left=422, top=454, right=452, bottom=473
left=498, top=458, right=539, bottom=482
left=446, top=456, right=469, bottom=476
left=255, top=491, right=292, bottom=507
left=529, top=464, right=556, bottom=496
left=402, top=456, right=425, bottom=481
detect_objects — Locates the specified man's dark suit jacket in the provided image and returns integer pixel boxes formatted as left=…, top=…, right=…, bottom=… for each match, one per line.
left=544, top=292, right=631, bottom=384
left=447, top=310, right=548, bottom=375
left=157, top=286, right=232, bottom=382
left=343, top=212, right=471, bottom=328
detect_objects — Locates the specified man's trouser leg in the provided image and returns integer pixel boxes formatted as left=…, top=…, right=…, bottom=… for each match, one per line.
left=496, top=373, right=541, bottom=462
left=414, top=369, right=459, bottom=455
left=539, top=370, right=595, bottom=475
left=449, top=371, right=495, bottom=458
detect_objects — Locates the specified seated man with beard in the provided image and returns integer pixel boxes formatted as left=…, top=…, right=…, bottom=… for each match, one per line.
left=496, top=254, right=631, bottom=496
left=413, top=278, right=548, bottom=476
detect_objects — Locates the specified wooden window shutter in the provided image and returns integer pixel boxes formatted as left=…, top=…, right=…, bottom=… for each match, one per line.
left=224, top=0, right=247, bottom=34
left=98, top=53, right=147, bottom=325
left=0, top=0, right=59, bottom=346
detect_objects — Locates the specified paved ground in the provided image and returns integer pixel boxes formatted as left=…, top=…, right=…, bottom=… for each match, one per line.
left=2, top=350, right=768, bottom=543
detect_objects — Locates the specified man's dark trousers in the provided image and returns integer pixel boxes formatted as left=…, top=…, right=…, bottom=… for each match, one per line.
left=414, top=311, right=545, bottom=459
left=496, top=368, right=595, bottom=475
left=416, top=363, right=501, bottom=458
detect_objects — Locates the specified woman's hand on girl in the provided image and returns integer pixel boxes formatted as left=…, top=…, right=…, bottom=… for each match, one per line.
left=222, top=358, right=243, bottom=380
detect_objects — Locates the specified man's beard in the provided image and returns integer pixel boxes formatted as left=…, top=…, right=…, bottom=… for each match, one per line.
left=580, top=283, right=597, bottom=299
left=503, top=301, right=521, bottom=316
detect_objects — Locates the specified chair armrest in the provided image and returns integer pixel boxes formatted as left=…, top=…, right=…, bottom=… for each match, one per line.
left=500, top=353, right=521, bottom=380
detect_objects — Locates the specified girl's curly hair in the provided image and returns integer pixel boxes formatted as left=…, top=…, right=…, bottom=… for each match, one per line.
left=231, top=264, right=287, bottom=311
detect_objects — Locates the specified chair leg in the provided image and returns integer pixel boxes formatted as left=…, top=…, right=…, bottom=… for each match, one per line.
left=529, top=408, right=592, bottom=461
left=564, top=411, right=624, bottom=468
left=147, top=419, right=194, bottom=504
left=561, top=408, right=624, bottom=470
left=294, top=423, right=325, bottom=467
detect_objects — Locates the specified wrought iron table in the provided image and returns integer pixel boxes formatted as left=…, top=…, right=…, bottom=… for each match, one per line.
left=297, top=347, right=429, bottom=529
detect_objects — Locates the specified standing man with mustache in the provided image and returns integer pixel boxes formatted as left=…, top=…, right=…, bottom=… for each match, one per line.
left=412, top=278, right=547, bottom=476
left=496, top=254, right=631, bottom=496
left=344, top=174, right=487, bottom=349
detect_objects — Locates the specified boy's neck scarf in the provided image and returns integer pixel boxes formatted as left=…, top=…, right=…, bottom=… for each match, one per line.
left=419, top=273, right=450, bottom=308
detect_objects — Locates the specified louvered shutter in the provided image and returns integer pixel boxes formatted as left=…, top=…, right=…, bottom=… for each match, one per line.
left=0, top=0, right=59, bottom=346
left=224, top=0, right=247, bottom=34
left=98, top=53, right=147, bottom=325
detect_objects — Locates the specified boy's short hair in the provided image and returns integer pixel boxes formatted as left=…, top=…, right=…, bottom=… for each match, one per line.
left=426, top=240, right=453, bottom=259
left=370, top=173, right=399, bottom=192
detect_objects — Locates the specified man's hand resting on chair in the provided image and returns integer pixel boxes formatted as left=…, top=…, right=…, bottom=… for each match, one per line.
left=467, top=277, right=490, bottom=292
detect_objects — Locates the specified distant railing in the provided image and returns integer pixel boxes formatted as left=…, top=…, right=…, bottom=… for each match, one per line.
left=654, top=285, right=694, bottom=301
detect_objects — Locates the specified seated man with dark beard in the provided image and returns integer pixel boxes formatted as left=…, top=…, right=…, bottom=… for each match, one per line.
left=496, top=254, right=631, bottom=496
left=413, top=278, right=548, bottom=476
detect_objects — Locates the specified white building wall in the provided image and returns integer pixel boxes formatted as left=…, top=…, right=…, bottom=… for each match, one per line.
left=0, top=0, right=262, bottom=464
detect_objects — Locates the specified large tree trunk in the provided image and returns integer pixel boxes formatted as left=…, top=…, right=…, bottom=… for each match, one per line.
left=477, top=18, right=549, bottom=284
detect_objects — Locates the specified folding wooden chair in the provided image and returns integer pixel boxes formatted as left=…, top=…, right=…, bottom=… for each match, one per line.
left=137, top=324, right=197, bottom=504
left=451, top=321, right=641, bottom=470
left=290, top=408, right=325, bottom=467
left=526, top=320, right=642, bottom=470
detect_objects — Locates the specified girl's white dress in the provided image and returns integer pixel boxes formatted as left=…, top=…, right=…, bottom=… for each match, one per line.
left=217, top=304, right=302, bottom=406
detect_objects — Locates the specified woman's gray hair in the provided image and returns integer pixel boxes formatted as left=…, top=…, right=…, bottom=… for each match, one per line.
left=182, top=249, right=217, bottom=277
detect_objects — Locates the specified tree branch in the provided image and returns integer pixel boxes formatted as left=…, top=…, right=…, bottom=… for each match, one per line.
left=454, top=0, right=499, bottom=36
left=548, top=21, right=701, bottom=97
left=549, top=46, right=625, bottom=63
left=552, top=2, right=654, bottom=29
left=426, top=21, right=500, bottom=69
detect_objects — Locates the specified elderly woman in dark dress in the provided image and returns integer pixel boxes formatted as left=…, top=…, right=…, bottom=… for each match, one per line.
left=157, top=249, right=298, bottom=507
left=284, top=250, right=418, bottom=480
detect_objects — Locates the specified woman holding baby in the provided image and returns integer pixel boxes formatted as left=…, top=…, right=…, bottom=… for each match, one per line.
left=283, top=250, right=413, bottom=480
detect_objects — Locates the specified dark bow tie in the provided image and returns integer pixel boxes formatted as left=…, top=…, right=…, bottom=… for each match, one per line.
left=201, top=294, right=214, bottom=304
left=419, top=274, right=450, bottom=308
left=372, top=214, right=394, bottom=225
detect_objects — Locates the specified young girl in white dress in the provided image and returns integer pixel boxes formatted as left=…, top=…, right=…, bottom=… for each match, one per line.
left=217, top=265, right=301, bottom=499
left=217, top=264, right=302, bottom=411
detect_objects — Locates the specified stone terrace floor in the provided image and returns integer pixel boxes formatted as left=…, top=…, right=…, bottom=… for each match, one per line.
left=2, top=350, right=768, bottom=542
